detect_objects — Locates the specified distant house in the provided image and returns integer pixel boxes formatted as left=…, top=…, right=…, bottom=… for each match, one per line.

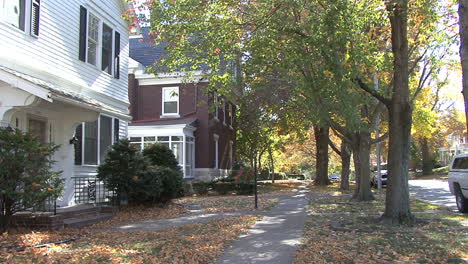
left=438, top=133, right=468, bottom=165
left=128, top=30, right=236, bottom=181
left=0, top=0, right=130, bottom=206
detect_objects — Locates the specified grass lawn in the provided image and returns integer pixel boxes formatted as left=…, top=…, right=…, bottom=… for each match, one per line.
left=296, top=184, right=468, bottom=263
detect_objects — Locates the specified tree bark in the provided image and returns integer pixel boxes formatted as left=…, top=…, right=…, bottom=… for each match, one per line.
left=459, top=0, right=468, bottom=132
left=352, top=132, right=375, bottom=201
left=340, top=141, right=352, bottom=191
left=420, top=137, right=433, bottom=175
left=314, top=125, right=331, bottom=185
left=381, top=0, right=414, bottom=225
left=268, top=147, right=275, bottom=184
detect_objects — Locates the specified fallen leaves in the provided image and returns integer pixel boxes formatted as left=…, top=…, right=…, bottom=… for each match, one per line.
left=0, top=215, right=261, bottom=264
left=176, top=195, right=280, bottom=212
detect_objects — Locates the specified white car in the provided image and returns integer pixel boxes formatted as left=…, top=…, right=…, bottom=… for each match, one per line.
left=448, top=153, right=468, bottom=213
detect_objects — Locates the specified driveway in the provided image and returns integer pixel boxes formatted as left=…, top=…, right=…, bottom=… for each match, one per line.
left=409, top=179, right=457, bottom=211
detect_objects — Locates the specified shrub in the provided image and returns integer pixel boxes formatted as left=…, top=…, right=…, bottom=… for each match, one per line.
left=143, top=143, right=180, bottom=170
left=236, top=183, right=255, bottom=195
left=128, top=166, right=162, bottom=205
left=213, top=182, right=236, bottom=195
left=157, top=166, right=184, bottom=202
left=192, top=182, right=212, bottom=195
left=97, top=139, right=148, bottom=206
left=0, top=128, right=64, bottom=232
left=143, top=143, right=184, bottom=202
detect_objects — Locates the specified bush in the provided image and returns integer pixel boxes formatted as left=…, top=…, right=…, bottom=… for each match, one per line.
left=143, top=143, right=184, bottom=201
left=128, top=166, right=162, bottom=205
left=0, top=128, right=64, bottom=232
left=236, top=183, right=255, bottom=195
left=97, top=139, right=149, bottom=205
left=143, top=143, right=180, bottom=170
left=258, top=168, right=270, bottom=180
left=158, top=166, right=184, bottom=202
left=213, top=182, right=236, bottom=195
left=192, top=182, right=212, bottom=195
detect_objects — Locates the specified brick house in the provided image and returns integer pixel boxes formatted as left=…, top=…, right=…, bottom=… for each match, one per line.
left=128, top=30, right=237, bottom=181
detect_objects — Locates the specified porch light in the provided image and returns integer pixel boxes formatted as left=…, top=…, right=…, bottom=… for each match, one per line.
left=69, top=136, right=78, bottom=145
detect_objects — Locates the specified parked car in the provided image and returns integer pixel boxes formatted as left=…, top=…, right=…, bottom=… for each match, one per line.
left=448, top=153, right=468, bottom=213
left=328, top=173, right=340, bottom=181
left=371, top=163, right=388, bottom=188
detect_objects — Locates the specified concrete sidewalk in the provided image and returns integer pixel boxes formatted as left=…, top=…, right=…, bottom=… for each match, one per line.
left=216, top=185, right=309, bottom=264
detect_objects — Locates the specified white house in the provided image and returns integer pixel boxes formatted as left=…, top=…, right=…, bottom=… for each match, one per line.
left=0, top=0, right=130, bottom=207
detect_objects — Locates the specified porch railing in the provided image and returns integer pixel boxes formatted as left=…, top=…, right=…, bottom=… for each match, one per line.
left=72, top=176, right=115, bottom=205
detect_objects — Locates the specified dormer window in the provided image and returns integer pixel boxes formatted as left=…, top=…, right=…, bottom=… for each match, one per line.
left=162, top=87, right=179, bottom=116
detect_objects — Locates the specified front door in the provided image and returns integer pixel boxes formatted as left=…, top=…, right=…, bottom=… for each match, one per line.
left=28, top=118, right=47, bottom=142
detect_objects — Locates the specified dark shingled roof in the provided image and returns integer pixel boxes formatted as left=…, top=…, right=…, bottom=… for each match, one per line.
left=129, top=28, right=166, bottom=67
left=129, top=28, right=209, bottom=71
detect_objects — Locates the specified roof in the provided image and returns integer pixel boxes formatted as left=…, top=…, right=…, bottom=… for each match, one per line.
left=130, top=118, right=198, bottom=127
left=129, top=28, right=209, bottom=71
left=0, top=65, right=131, bottom=120
left=129, top=28, right=166, bottom=67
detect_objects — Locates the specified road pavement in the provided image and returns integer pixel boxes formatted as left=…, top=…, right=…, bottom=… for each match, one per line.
left=409, top=179, right=457, bottom=211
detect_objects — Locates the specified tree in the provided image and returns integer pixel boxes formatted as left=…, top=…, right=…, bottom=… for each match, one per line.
left=0, top=128, right=63, bottom=232
left=459, top=0, right=468, bottom=132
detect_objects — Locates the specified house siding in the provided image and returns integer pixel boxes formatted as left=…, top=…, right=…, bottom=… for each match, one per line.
left=0, top=0, right=129, bottom=110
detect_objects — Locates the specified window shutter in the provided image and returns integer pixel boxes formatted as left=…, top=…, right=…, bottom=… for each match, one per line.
left=30, top=0, right=40, bottom=36
left=74, top=124, right=83, bottom=165
left=113, top=118, right=120, bottom=142
left=79, top=6, right=87, bottom=62
left=114, top=31, right=120, bottom=79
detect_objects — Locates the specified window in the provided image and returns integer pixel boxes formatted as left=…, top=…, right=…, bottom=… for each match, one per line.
left=162, top=87, right=179, bottom=115
left=213, top=91, right=219, bottom=120
left=28, top=117, right=46, bottom=143
left=452, top=157, right=468, bottom=170
left=229, top=104, right=234, bottom=127
left=0, top=0, right=40, bottom=36
left=214, top=134, right=219, bottom=169
left=0, top=0, right=25, bottom=30
left=229, top=141, right=233, bottom=170
left=74, top=115, right=120, bottom=166
left=129, top=135, right=195, bottom=178
left=101, top=23, right=112, bottom=74
left=79, top=6, right=120, bottom=78
left=87, top=13, right=100, bottom=66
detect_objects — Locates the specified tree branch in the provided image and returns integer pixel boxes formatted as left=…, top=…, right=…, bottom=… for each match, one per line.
left=371, top=131, right=389, bottom=144
left=353, top=78, right=391, bottom=106
left=328, top=138, right=341, bottom=156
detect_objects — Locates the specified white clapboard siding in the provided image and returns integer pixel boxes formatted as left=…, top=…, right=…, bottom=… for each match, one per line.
left=0, top=0, right=129, bottom=110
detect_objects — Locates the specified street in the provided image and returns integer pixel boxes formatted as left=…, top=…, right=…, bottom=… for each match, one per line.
left=409, top=179, right=457, bottom=211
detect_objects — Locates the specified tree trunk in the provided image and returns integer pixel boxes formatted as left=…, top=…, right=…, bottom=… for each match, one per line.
left=268, top=147, right=275, bottom=184
left=352, top=132, right=375, bottom=201
left=459, top=0, right=468, bottom=132
left=0, top=198, right=14, bottom=232
left=340, top=142, right=352, bottom=191
left=381, top=0, right=414, bottom=225
left=314, top=125, right=331, bottom=185
left=420, top=137, right=433, bottom=175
